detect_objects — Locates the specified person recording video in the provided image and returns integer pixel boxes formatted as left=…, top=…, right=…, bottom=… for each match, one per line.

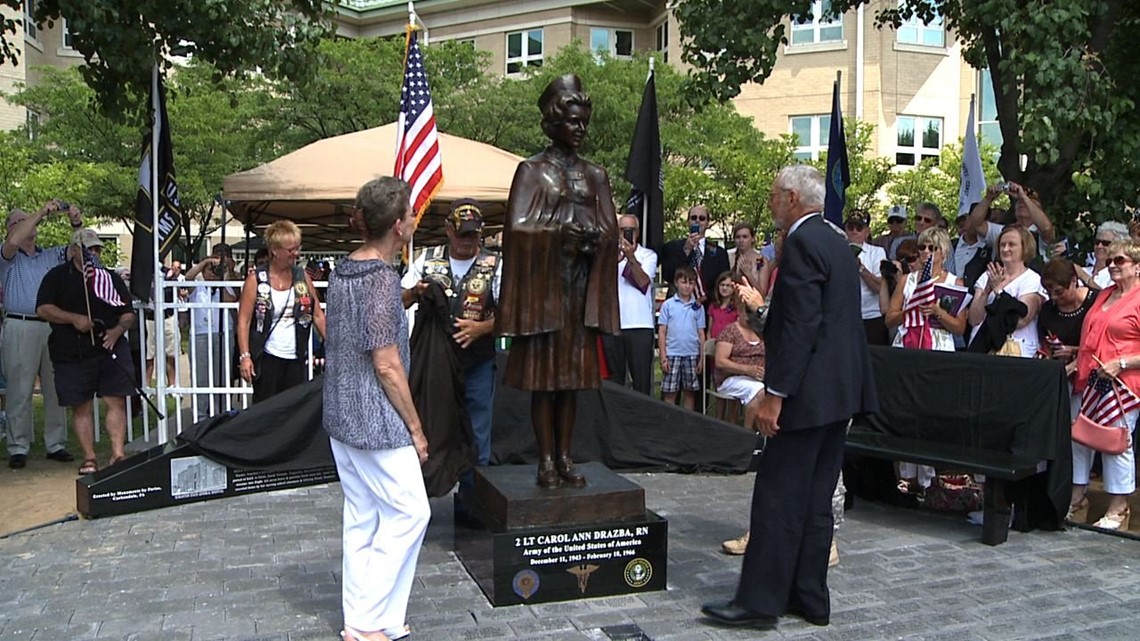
left=183, top=244, right=238, bottom=422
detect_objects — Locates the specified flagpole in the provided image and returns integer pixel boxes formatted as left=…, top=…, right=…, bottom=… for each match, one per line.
left=81, top=251, right=95, bottom=346
left=641, top=56, right=654, bottom=248
left=151, top=61, right=168, bottom=442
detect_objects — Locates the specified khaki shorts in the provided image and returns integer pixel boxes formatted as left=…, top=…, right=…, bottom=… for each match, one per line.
left=145, top=315, right=180, bottom=359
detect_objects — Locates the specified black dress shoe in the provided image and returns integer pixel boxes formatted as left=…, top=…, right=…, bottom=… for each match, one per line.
left=8, top=454, right=26, bottom=469
left=46, top=449, right=75, bottom=463
left=701, top=602, right=777, bottom=629
left=785, top=604, right=829, bottom=626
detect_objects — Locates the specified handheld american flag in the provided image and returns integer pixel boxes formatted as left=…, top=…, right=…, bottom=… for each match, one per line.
left=394, top=27, right=443, bottom=223
left=1081, top=372, right=1140, bottom=427
left=83, top=248, right=124, bottom=307
left=901, top=256, right=936, bottom=350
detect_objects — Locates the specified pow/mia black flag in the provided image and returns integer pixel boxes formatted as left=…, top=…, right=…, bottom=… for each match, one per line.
left=130, top=65, right=183, bottom=303
left=624, top=66, right=664, bottom=253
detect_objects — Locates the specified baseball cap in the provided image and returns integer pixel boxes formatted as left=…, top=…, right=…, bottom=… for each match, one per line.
left=449, top=199, right=484, bottom=234
left=887, top=205, right=908, bottom=221
left=844, top=212, right=869, bottom=228
left=70, top=228, right=103, bottom=248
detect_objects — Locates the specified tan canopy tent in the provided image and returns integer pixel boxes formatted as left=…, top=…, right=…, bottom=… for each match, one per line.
left=222, top=123, right=526, bottom=252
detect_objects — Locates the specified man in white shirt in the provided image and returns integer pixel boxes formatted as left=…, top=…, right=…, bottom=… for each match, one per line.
left=182, top=244, right=238, bottom=422
left=602, top=214, right=658, bottom=395
left=845, top=213, right=889, bottom=345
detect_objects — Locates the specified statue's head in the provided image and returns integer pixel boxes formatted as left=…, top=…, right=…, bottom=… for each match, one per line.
left=539, top=74, right=593, bottom=148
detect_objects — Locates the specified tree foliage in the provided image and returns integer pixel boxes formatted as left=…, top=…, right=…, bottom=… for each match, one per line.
left=1, top=0, right=333, bottom=116
left=885, top=139, right=1004, bottom=234
left=675, top=0, right=1140, bottom=239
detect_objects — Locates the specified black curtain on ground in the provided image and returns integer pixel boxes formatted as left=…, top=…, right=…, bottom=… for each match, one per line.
left=851, top=346, right=1071, bottom=529
left=491, top=353, right=757, bottom=473
left=179, top=377, right=332, bottom=471
left=410, top=282, right=477, bottom=497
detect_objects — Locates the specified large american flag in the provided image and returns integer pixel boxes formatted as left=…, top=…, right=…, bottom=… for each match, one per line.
left=901, top=256, right=935, bottom=350
left=83, top=248, right=124, bottom=307
left=394, top=27, right=443, bottom=222
left=1081, top=372, right=1140, bottom=426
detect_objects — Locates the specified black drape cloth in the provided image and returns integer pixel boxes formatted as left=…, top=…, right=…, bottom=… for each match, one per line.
left=853, top=346, right=1071, bottom=529
left=491, top=353, right=757, bottom=472
left=179, top=377, right=332, bottom=471
left=410, top=281, right=477, bottom=497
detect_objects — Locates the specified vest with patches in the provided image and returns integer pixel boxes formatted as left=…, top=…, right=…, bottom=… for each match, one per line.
left=249, top=265, right=314, bottom=361
left=423, top=245, right=498, bottom=368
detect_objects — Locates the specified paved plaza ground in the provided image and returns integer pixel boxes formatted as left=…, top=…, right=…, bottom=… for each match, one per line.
left=1, top=471, right=1138, bottom=641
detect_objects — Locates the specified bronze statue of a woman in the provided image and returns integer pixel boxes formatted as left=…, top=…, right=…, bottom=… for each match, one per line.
left=495, top=75, right=620, bottom=489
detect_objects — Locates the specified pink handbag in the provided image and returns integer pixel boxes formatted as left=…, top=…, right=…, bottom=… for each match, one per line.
left=1072, top=379, right=1132, bottom=455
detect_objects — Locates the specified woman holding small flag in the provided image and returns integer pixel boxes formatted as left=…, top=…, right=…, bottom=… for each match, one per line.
left=1072, top=240, right=1140, bottom=530
left=886, top=227, right=966, bottom=352
left=34, top=228, right=135, bottom=475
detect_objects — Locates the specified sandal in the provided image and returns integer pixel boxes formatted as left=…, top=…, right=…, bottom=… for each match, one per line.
left=78, top=459, right=98, bottom=475
left=1066, top=496, right=1090, bottom=523
left=1092, top=508, right=1131, bottom=531
left=108, top=454, right=127, bottom=467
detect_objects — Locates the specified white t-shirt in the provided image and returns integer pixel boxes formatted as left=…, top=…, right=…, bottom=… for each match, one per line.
left=401, top=251, right=502, bottom=301
left=263, top=286, right=296, bottom=359
left=1093, top=267, right=1112, bottom=289
left=855, top=242, right=886, bottom=320
left=616, top=245, right=658, bottom=330
left=973, top=268, right=1047, bottom=357
left=189, top=281, right=235, bottom=336
left=954, top=223, right=1003, bottom=275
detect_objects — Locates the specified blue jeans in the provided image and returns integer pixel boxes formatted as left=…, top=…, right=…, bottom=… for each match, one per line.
left=458, top=358, right=496, bottom=498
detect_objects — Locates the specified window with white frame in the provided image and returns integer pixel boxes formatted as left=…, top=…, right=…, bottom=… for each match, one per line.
left=978, top=69, right=1002, bottom=150
left=895, top=116, right=942, bottom=166
left=896, top=4, right=945, bottom=47
left=790, top=114, right=831, bottom=161
left=26, top=110, right=40, bottom=141
left=590, top=27, right=633, bottom=60
left=655, top=20, right=668, bottom=63
left=790, top=0, right=843, bottom=46
left=506, top=29, right=543, bottom=75
left=62, top=18, right=75, bottom=49
left=24, top=0, right=38, bottom=42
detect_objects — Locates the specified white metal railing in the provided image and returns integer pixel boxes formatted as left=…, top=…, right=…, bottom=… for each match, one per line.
left=91, top=278, right=326, bottom=445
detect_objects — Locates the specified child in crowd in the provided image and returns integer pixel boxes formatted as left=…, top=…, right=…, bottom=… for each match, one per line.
left=707, top=272, right=738, bottom=339
left=658, top=266, right=706, bottom=410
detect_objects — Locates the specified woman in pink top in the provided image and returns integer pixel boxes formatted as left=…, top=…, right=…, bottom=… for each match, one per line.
left=1072, top=240, right=1140, bottom=530
left=707, top=272, right=739, bottom=339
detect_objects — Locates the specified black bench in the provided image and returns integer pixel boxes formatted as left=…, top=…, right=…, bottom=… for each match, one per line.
left=846, top=431, right=1047, bottom=546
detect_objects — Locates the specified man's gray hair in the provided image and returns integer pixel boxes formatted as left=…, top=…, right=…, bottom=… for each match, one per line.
left=5, top=208, right=27, bottom=226
left=1096, top=220, right=1129, bottom=241
left=776, top=165, right=825, bottom=210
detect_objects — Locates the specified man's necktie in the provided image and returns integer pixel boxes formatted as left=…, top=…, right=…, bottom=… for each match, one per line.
left=691, top=243, right=705, bottom=300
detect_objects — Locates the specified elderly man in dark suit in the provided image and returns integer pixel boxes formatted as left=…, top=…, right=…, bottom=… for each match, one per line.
left=702, top=165, right=878, bottom=630
left=659, top=205, right=730, bottom=305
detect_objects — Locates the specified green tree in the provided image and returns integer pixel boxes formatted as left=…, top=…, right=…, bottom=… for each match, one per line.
left=885, top=139, right=1004, bottom=235
left=811, top=119, right=893, bottom=218
left=3, top=0, right=332, bottom=115
left=675, top=0, right=1140, bottom=235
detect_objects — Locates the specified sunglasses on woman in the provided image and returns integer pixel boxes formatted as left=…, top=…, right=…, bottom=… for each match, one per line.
left=1095, top=239, right=1114, bottom=247
left=900, top=255, right=919, bottom=264
left=917, top=244, right=939, bottom=252
left=1109, top=255, right=1134, bottom=266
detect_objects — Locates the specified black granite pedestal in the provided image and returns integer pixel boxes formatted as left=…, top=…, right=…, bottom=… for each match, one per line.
left=454, top=463, right=667, bottom=606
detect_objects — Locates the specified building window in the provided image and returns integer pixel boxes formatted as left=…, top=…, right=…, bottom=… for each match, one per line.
left=456, top=38, right=475, bottom=49
left=62, top=18, right=75, bottom=49
left=24, top=0, right=38, bottom=42
left=590, top=27, right=633, bottom=60
left=506, top=29, right=543, bottom=74
left=896, top=116, right=942, bottom=166
left=978, top=69, right=1002, bottom=150
left=655, top=20, right=668, bottom=63
left=896, top=4, right=945, bottom=47
left=790, top=0, right=843, bottom=46
left=790, top=114, right=831, bottom=161
left=26, top=110, right=40, bottom=141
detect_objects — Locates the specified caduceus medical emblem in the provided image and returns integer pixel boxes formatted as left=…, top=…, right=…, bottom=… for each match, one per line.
left=566, top=563, right=600, bottom=594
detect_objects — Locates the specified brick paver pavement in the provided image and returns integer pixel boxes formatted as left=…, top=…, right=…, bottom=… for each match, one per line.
left=1, top=471, right=1138, bottom=640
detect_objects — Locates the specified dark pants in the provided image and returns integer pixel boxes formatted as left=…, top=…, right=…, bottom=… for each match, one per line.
left=601, top=328, right=655, bottom=395
left=735, top=419, right=847, bottom=618
left=863, top=316, right=890, bottom=346
left=252, top=353, right=307, bottom=404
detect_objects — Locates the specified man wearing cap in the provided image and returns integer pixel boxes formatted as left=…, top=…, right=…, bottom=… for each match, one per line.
left=873, top=204, right=916, bottom=261
left=36, top=229, right=135, bottom=474
left=402, top=199, right=501, bottom=487
left=182, top=243, right=239, bottom=422
left=0, top=200, right=82, bottom=469
left=845, top=212, right=889, bottom=345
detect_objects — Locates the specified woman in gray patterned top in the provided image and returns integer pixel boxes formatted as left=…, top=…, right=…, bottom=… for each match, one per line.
left=323, top=176, right=429, bottom=641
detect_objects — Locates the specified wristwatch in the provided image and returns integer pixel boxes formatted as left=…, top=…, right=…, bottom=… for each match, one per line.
left=1121, top=358, right=1128, bottom=371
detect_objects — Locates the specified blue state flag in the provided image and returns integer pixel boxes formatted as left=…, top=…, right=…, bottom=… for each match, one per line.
left=823, top=80, right=849, bottom=228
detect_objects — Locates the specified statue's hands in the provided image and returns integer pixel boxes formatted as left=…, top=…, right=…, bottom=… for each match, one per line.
left=562, top=224, right=600, bottom=255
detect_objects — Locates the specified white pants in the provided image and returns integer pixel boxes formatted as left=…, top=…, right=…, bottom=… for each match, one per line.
left=1, top=318, right=66, bottom=455
left=716, top=375, right=765, bottom=405
left=331, top=439, right=430, bottom=638
left=1072, top=404, right=1138, bottom=495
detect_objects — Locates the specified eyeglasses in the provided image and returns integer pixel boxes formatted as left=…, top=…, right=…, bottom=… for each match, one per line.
left=918, top=244, right=939, bottom=252
left=845, top=223, right=866, bottom=231
left=1095, top=239, right=1114, bottom=247
left=1109, top=255, right=1134, bottom=266
left=619, top=226, right=637, bottom=231
left=689, top=215, right=708, bottom=222
left=917, top=216, right=936, bottom=224
left=901, top=255, right=919, bottom=264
